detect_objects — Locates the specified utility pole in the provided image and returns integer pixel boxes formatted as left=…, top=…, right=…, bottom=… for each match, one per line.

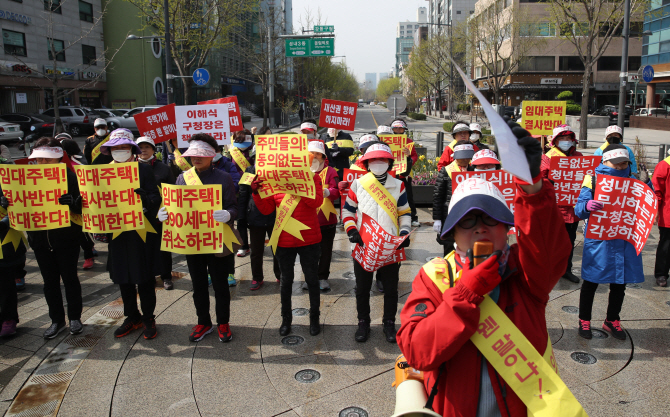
left=163, top=0, right=173, bottom=104
left=617, top=0, right=631, bottom=131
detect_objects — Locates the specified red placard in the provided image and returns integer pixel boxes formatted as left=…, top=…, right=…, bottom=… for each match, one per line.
left=319, top=99, right=357, bottom=131
left=133, top=103, right=177, bottom=144
left=198, top=97, right=243, bottom=132
left=586, top=174, right=658, bottom=255
left=352, top=213, right=408, bottom=272
left=549, top=156, right=601, bottom=206
left=13, top=158, right=36, bottom=165
left=453, top=170, right=516, bottom=213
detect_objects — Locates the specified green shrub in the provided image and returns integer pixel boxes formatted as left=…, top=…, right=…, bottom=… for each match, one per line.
left=557, top=90, right=581, bottom=115
left=457, top=104, right=471, bottom=112
left=443, top=122, right=456, bottom=132
left=408, top=112, right=426, bottom=120
left=566, top=103, right=581, bottom=115
left=481, top=128, right=491, bottom=134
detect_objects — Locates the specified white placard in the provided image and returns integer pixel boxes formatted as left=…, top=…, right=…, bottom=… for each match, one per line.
left=175, top=104, right=230, bottom=148
left=16, top=93, right=27, bottom=104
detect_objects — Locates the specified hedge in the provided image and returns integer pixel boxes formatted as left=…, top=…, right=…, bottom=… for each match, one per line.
left=408, top=112, right=426, bottom=120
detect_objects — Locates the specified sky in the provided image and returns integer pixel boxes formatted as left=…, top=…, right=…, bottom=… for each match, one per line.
left=290, top=0, right=426, bottom=84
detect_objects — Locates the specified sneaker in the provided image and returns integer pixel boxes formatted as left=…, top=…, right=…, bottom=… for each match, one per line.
left=163, top=278, right=174, bottom=290
left=411, top=220, right=421, bottom=227
left=43, top=322, right=66, bottom=339
left=656, top=276, right=668, bottom=287
left=228, top=274, right=237, bottom=287
left=15, top=277, right=25, bottom=291
left=0, top=320, right=17, bottom=337
left=562, top=271, right=580, bottom=283
left=383, top=320, right=397, bottom=343
left=217, top=323, right=232, bottom=342
left=301, top=281, right=309, bottom=290
left=83, top=258, right=94, bottom=270
left=143, top=318, right=157, bottom=339
left=355, top=320, right=370, bottom=342
left=376, top=280, right=384, bottom=293
left=319, top=279, right=330, bottom=291
left=250, top=280, right=263, bottom=291
left=578, top=319, right=592, bottom=339
left=189, top=324, right=213, bottom=342
left=92, top=248, right=99, bottom=257
left=69, top=319, right=83, bottom=335
left=236, top=248, right=250, bottom=257
left=114, top=317, right=142, bottom=338
left=208, top=275, right=212, bottom=286
left=603, top=320, right=626, bottom=340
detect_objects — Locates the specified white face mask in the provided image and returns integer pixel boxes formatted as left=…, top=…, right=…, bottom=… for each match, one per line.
left=96, top=129, right=107, bottom=137
left=474, top=167, right=495, bottom=171
left=111, top=150, right=132, bottom=163
left=310, top=158, right=324, bottom=173
left=557, top=140, right=573, bottom=152
left=470, top=133, right=480, bottom=141
left=213, top=153, right=223, bottom=162
left=368, top=161, right=389, bottom=176
left=305, top=132, right=317, bottom=140
left=138, top=155, right=154, bottom=163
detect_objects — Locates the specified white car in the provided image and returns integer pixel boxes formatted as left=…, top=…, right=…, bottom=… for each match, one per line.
left=0, top=118, right=24, bottom=142
left=94, top=108, right=129, bottom=118
left=105, top=106, right=162, bottom=135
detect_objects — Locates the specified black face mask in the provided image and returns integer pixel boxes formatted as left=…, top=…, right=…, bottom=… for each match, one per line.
left=607, top=136, right=621, bottom=144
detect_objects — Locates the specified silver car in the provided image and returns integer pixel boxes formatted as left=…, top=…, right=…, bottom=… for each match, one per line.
left=41, top=106, right=94, bottom=137
left=105, top=106, right=162, bottom=135
left=0, top=118, right=24, bottom=142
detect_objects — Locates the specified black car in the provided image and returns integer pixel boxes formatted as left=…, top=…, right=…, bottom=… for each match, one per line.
left=0, top=113, right=60, bottom=141
left=592, top=105, right=632, bottom=125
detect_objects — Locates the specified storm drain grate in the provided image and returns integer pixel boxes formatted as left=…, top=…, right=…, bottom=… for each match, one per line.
left=292, top=308, right=309, bottom=316
left=99, top=305, right=124, bottom=319
left=562, top=306, right=579, bottom=314
left=64, top=334, right=102, bottom=348
left=591, top=329, right=608, bottom=339
left=281, top=336, right=305, bottom=346
left=34, top=360, right=80, bottom=376
left=30, top=371, right=74, bottom=386
left=295, top=369, right=320, bottom=383
left=571, top=351, right=597, bottom=365
left=339, top=407, right=369, bottom=417
left=12, top=400, right=58, bottom=417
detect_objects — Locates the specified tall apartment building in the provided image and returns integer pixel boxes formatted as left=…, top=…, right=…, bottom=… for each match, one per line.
left=427, top=0, right=478, bottom=36
left=395, top=7, right=427, bottom=76
left=640, top=1, right=670, bottom=109
left=365, top=73, right=377, bottom=90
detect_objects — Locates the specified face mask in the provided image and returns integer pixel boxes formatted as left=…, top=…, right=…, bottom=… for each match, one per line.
left=470, top=133, right=480, bottom=141
left=96, top=129, right=107, bottom=137
left=305, top=133, right=316, bottom=140
left=138, top=155, right=154, bottom=163
left=368, top=161, right=389, bottom=176
left=474, top=167, right=495, bottom=171
left=557, top=141, right=573, bottom=151
left=111, top=150, right=132, bottom=163
left=607, top=136, right=621, bottom=144
left=310, top=158, right=324, bottom=173
left=213, top=153, right=222, bottom=162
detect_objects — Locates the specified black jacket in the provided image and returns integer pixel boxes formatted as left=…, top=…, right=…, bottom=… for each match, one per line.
left=0, top=186, right=26, bottom=267
left=322, top=132, right=355, bottom=174
left=84, top=135, right=113, bottom=165
left=141, top=158, right=175, bottom=186
left=432, top=165, right=476, bottom=221
left=238, top=166, right=276, bottom=228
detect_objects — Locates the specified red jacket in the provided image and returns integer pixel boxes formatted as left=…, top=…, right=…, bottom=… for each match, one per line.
left=540, top=147, right=583, bottom=224
left=396, top=180, right=571, bottom=417
left=438, top=141, right=481, bottom=171
left=317, top=166, right=340, bottom=226
left=253, top=174, right=324, bottom=247
left=653, top=158, right=670, bottom=227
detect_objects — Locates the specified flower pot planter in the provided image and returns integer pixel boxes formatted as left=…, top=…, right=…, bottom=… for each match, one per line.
left=411, top=184, right=434, bottom=206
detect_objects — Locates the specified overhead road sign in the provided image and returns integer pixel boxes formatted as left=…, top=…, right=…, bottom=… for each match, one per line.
left=285, top=38, right=334, bottom=57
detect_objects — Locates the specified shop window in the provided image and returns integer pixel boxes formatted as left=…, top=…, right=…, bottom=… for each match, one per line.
left=629, top=56, right=641, bottom=71
left=79, top=1, right=93, bottom=22
left=559, top=56, right=585, bottom=71
left=44, top=0, right=62, bottom=13
left=3, top=30, right=26, bottom=56
left=519, top=56, right=554, bottom=71
left=48, top=39, right=65, bottom=61
left=82, top=44, right=96, bottom=65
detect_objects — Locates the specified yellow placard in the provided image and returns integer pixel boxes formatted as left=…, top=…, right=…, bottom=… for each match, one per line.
left=378, top=134, right=414, bottom=173
left=521, top=101, right=567, bottom=136
left=254, top=134, right=315, bottom=199
left=0, top=164, right=70, bottom=231
left=74, top=162, right=145, bottom=234
left=239, top=172, right=255, bottom=186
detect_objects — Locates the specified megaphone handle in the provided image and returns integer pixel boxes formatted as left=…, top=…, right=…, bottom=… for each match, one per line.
left=424, top=362, right=446, bottom=411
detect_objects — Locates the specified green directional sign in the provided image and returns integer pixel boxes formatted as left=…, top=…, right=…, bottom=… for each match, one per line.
left=314, top=25, right=334, bottom=33
left=285, top=38, right=334, bottom=57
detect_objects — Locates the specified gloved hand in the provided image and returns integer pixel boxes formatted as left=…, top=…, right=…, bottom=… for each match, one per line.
left=432, top=220, right=442, bottom=233
left=331, top=143, right=339, bottom=153
left=213, top=209, right=231, bottom=223
left=250, top=179, right=263, bottom=195
left=58, top=194, right=73, bottom=206
left=0, top=195, right=9, bottom=209
left=338, top=181, right=349, bottom=192
left=586, top=200, right=604, bottom=212
left=347, top=229, right=364, bottom=246
left=398, top=231, right=410, bottom=249
left=323, top=189, right=330, bottom=198
left=157, top=206, right=168, bottom=222
left=506, top=118, right=542, bottom=179
left=458, top=252, right=502, bottom=298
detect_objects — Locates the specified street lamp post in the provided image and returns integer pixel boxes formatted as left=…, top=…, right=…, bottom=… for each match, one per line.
left=163, top=0, right=173, bottom=104
left=617, top=0, right=631, bottom=130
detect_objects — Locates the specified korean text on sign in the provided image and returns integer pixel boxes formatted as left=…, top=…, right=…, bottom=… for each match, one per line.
left=318, top=99, right=358, bottom=130
left=586, top=174, right=658, bottom=255
left=549, top=156, right=601, bottom=206
left=160, top=183, right=225, bottom=254
left=198, top=97, right=243, bottom=133
left=522, top=101, right=567, bottom=135
left=74, top=162, right=144, bottom=234
left=378, top=134, right=414, bottom=173
left=255, top=134, right=315, bottom=199
left=134, top=103, right=177, bottom=144
left=0, top=164, right=69, bottom=231
left=453, top=170, right=516, bottom=213
left=352, top=213, right=408, bottom=272
left=175, top=104, right=230, bottom=148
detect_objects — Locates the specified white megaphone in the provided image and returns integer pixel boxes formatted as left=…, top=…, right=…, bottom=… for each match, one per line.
left=391, top=354, right=442, bottom=417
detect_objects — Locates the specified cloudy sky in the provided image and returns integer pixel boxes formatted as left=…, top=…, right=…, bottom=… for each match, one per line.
left=290, top=0, right=426, bottom=83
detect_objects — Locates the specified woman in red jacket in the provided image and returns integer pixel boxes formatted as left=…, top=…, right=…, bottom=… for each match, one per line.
left=653, top=150, right=670, bottom=287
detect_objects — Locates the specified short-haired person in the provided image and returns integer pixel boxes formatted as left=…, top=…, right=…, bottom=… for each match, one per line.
left=397, top=123, right=572, bottom=416
left=593, top=125, right=638, bottom=174
left=437, top=122, right=474, bottom=171
left=342, top=142, right=411, bottom=343
left=653, top=149, right=670, bottom=287
left=575, top=144, right=642, bottom=340
left=390, top=119, right=420, bottom=227
left=84, top=118, right=112, bottom=165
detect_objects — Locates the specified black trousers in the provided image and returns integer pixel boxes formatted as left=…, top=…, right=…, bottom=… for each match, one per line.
left=354, top=260, right=400, bottom=323
left=238, top=220, right=249, bottom=249
left=276, top=243, right=321, bottom=318
left=160, top=251, right=173, bottom=281
left=655, top=227, right=670, bottom=278
left=186, top=253, right=232, bottom=326
left=402, top=177, right=417, bottom=221
left=34, top=244, right=82, bottom=324
left=119, top=281, right=156, bottom=321
left=565, top=221, right=579, bottom=274
left=80, top=232, right=95, bottom=259
left=248, top=225, right=280, bottom=282
left=318, top=225, right=337, bottom=281
left=578, top=280, right=626, bottom=322
left=0, top=264, right=23, bottom=323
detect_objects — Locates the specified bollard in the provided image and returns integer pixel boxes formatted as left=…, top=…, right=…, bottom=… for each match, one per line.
left=436, top=132, right=444, bottom=158
left=660, top=144, right=668, bottom=163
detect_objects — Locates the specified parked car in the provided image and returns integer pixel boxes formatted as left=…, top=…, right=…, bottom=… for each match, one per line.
left=94, top=108, right=129, bottom=118
left=105, top=106, right=162, bottom=135
left=41, top=106, right=94, bottom=136
left=0, top=118, right=24, bottom=142
left=358, top=103, right=364, bottom=108
left=0, top=113, right=60, bottom=142
left=634, top=107, right=668, bottom=117
left=592, top=105, right=632, bottom=125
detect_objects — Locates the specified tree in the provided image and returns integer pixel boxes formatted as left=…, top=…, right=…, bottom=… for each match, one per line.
left=300, top=58, right=360, bottom=112
left=547, top=0, right=645, bottom=145
left=376, top=78, right=400, bottom=102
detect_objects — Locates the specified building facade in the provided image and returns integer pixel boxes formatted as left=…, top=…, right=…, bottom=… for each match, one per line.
left=395, top=7, right=427, bottom=76
left=640, top=1, right=670, bottom=109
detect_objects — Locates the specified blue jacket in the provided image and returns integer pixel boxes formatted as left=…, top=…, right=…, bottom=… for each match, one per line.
left=213, top=156, right=241, bottom=193
left=575, top=164, right=644, bottom=284
left=594, top=144, right=637, bottom=174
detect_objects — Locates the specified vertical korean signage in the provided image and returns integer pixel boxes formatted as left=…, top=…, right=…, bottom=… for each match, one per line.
left=254, top=134, right=314, bottom=199
left=198, top=97, right=244, bottom=133
left=133, top=103, right=177, bottom=144
left=521, top=101, right=566, bottom=135
left=175, top=104, right=230, bottom=148
left=549, top=156, right=601, bottom=206
left=319, top=99, right=357, bottom=131
left=378, top=134, right=414, bottom=174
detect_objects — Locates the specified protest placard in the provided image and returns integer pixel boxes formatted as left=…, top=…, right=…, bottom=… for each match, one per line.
left=521, top=101, right=567, bottom=135
left=0, top=164, right=69, bottom=231
left=198, top=97, right=243, bottom=132
left=549, top=156, right=601, bottom=206
left=74, top=162, right=145, bottom=233
left=134, top=103, right=177, bottom=144
left=254, top=134, right=315, bottom=199
left=378, top=134, right=414, bottom=173
left=352, top=213, right=408, bottom=272
left=319, top=99, right=357, bottom=130
left=453, top=170, right=516, bottom=213
left=175, top=104, right=230, bottom=148
left=586, top=174, right=658, bottom=255
left=12, top=158, right=36, bottom=165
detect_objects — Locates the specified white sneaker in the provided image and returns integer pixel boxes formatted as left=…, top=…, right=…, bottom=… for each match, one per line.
left=301, top=281, right=309, bottom=290
left=319, top=280, right=330, bottom=290
left=411, top=220, right=421, bottom=227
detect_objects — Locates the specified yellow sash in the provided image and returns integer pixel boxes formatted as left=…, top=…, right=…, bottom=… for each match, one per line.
left=0, top=206, right=28, bottom=260
left=546, top=147, right=566, bottom=158
left=90, top=134, right=110, bottom=163
left=173, top=148, right=192, bottom=171
left=266, top=194, right=310, bottom=254
left=448, top=139, right=458, bottom=150
left=230, top=147, right=250, bottom=172
left=422, top=254, right=587, bottom=417
left=327, top=139, right=354, bottom=148
left=239, top=172, right=255, bottom=186
left=317, top=169, right=338, bottom=222
left=664, top=156, right=670, bottom=165
left=358, top=172, right=398, bottom=231
left=445, top=161, right=466, bottom=179
left=599, top=142, right=608, bottom=151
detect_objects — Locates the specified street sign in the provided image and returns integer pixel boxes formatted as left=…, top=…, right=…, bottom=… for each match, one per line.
left=285, top=38, right=334, bottom=57
left=642, top=65, right=654, bottom=83
left=314, top=25, right=334, bottom=33
left=628, top=74, right=639, bottom=82
left=192, top=68, right=209, bottom=86
left=388, top=94, right=407, bottom=117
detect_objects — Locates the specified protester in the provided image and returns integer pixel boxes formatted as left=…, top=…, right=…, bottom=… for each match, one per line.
left=390, top=119, right=420, bottom=227
left=159, top=133, right=237, bottom=343
left=377, top=125, right=393, bottom=136
left=101, top=130, right=161, bottom=340
left=593, top=125, right=638, bottom=174
left=301, top=119, right=332, bottom=162
left=540, top=124, right=583, bottom=283
left=575, top=144, right=642, bottom=340
left=342, top=142, right=412, bottom=343
left=84, top=118, right=112, bottom=165
left=0, top=149, right=27, bottom=292
left=653, top=149, right=670, bottom=287
left=229, top=130, right=254, bottom=259
left=162, top=137, right=190, bottom=179
left=26, top=138, right=85, bottom=339
left=397, top=122, right=572, bottom=416
left=468, top=123, right=490, bottom=151
left=437, top=122, right=473, bottom=171
left=252, top=155, right=324, bottom=337
left=321, top=128, right=354, bottom=180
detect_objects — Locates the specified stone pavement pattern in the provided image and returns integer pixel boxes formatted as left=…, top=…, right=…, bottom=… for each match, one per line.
left=0, top=207, right=669, bottom=416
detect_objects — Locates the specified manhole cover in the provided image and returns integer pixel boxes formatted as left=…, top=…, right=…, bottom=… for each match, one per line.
left=339, top=407, right=369, bottom=417
left=562, top=306, right=579, bottom=314
left=591, top=329, right=608, bottom=339
left=281, top=335, right=304, bottom=346
left=426, top=256, right=438, bottom=262
left=343, top=271, right=356, bottom=280
left=292, top=308, right=309, bottom=316
left=571, top=352, right=597, bottom=365
left=295, top=369, right=320, bottom=383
